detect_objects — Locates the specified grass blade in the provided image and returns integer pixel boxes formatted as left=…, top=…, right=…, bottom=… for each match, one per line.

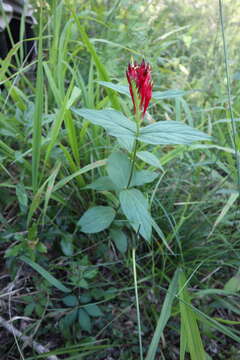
left=179, top=270, right=206, bottom=360
left=20, top=256, right=71, bottom=293
left=32, top=5, right=43, bottom=193
left=145, top=268, right=180, bottom=360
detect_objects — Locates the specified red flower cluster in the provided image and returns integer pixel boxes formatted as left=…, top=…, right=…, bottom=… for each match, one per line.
left=126, top=59, right=153, bottom=117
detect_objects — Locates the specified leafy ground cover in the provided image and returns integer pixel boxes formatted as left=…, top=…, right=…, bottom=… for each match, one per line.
left=0, top=0, right=240, bottom=359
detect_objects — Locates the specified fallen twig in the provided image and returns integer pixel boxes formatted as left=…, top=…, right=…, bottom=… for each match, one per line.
left=0, top=315, right=59, bottom=360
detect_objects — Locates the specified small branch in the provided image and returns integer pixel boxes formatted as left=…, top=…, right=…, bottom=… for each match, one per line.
left=0, top=315, right=59, bottom=360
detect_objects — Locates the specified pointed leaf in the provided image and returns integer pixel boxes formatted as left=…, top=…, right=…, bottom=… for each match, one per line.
left=107, top=151, right=131, bottom=189
left=179, top=270, right=206, bottom=360
left=98, top=81, right=130, bottom=97
left=62, top=295, right=78, bottom=307
left=110, top=229, right=128, bottom=253
left=152, top=89, right=188, bottom=100
left=20, top=256, right=71, bottom=293
left=78, top=309, right=92, bottom=333
left=86, top=176, right=118, bottom=191
left=84, top=304, right=103, bottom=317
left=78, top=206, right=116, bottom=233
left=131, top=170, right=158, bottom=186
left=72, top=108, right=136, bottom=139
left=139, top=121, right=211, bottom=145
left=119, top=189, right=152, bottom=241
left=146, top=268, right=179, bottom=360
left=137, top=151, right=163, bottom=170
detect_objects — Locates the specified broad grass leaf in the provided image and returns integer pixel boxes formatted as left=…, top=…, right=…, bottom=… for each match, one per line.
left=146, top=268, right=179, bottom=360
left=78, top=206, right=116, bottom=233
left=179, top=270, right=206, bottom=360
left=20, top=256, right=71, bottom=293
left=16, top=183, right=28, bottom=213
left=72, top=15, right=120, bottom=110
left=119, top=189, right=152, bottom=241
left=66, top=86, right=81, bottom=109
left=72, top=108, right=136, bottom=139
left=110, top=229, right=128, bottom=253
left=139, top=121, right=211, bottom=145
left=53, top=159, right=106, bottom=192
left=208, top=192, right=239, bottom=238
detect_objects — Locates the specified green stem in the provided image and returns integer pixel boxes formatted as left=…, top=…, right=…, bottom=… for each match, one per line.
left=132, top=247, right=143, bottom=360
left=127, top=138, right=138, bottom=188
left=126, top=82, right=141, bottom=188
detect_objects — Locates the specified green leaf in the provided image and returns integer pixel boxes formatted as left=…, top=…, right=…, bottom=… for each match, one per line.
left=137, top=151, right=163, bottom=170
left=107, top=151, right=131, bottom=189
left=84, top=304, right=103, bottom=317
left=77, top=278, right=89, bottom=289
left=146, top=268, right=179, bottom=360
left=106, top=152, right=158, bottom=188
left=16, top=183, right=28, bottom=213
left=72, top=108, right=136, bottom=139
left=79, top=294, right=92, bottom=304
left=60, top=235, right=74, bottom=257
left=117, top=134, right=134, bottom=152
left=78, top=309, right=92, bottom=333
left=152, top=89, right=188, bottom=100
left=84, top=269, right=98, bottom=279
left=139, top=121, right=211, bottom=145
left=20, top=256, right=71, bottom=293
left=86, top=176, right=118, bottom=191
left=66, top=86, right=81, bottom=109
left=179, top=270, right=206, bottom=360
left=53, top=159, right=106, bottom=192
left=78, top=206, right=116, bottom=233
left=131, top=170, right=158, bottom=186
left=24, top=303, right=35, bottom=317
left=62, top=295, right=78, bottom=307
left=97, top=83, right=188, bottom=101
left=72, top=16, right=120, bottom=110
left=224, top=275, right=240, bottom=292
left=119, top=189, right=152, bottom=242
left=110, top=229, right=128, bottom=253
left=98, top=81, right=130, bottom=97
left=62, top=309, right=78, bottom=328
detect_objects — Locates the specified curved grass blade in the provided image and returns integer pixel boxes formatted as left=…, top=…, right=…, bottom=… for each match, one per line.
left=20, top=256, right=71, bottom=293
left=145, top=268, right=179, bottom=360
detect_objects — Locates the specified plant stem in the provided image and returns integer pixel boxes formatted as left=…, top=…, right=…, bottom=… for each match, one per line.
left=127, top=138, right=138, bottom=188
left=127, top=83, right=141, bottom=188
left=132, top=246, right=143, bottom=360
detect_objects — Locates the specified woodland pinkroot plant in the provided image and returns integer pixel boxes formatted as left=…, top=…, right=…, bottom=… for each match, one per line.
left=73, top=59, right=211, bottom=244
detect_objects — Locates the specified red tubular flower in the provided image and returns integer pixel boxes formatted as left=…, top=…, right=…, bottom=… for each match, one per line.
left=126, top=59, right=153, bottom=117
